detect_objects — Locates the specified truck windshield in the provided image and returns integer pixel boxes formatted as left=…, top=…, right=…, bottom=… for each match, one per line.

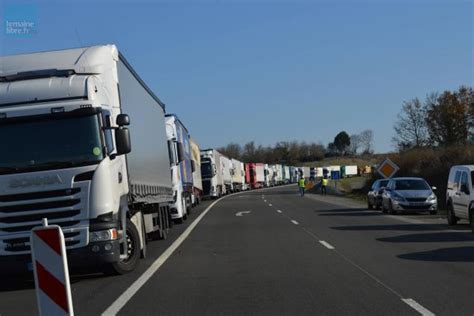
left=201, top=160, right=213, bottom=178
left=0, top=114, right=104, bottom=174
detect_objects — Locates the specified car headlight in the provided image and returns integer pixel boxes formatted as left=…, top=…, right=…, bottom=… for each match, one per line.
left=426, top=193, right=437, bottom=202
left=90, top=229, right=118, bottom=242
left=392, top=192, right=405, bottom=202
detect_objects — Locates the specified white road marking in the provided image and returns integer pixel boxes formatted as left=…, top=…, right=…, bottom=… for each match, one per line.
left=319, top=240, right=335, bottom=250
left=264, top=200, right=267, bottom=203
left=235, top=211, right=252, bottom=217
left=102, top=197, right=225, bottom=315
left=291, top=220, right=299, bottom=225
left=402, top=299, right=435, bottom=316
left=276, top=210, right=282, bottom=213
left=268, top=204, right=272, bottom=207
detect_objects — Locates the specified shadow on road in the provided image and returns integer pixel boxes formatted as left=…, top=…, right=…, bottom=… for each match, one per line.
left=314, top=208, right=368, bottom=213
left=0, top=275, right=35, bottom=292
left=319, top=212, right=383, bottom=217
left=377, top=232, right=474, bottom=243
left=0, top=270, right=111, bottom=292
left=398, top=247, right=474, bottom=262
left=331, top=223, right=470, bottom=232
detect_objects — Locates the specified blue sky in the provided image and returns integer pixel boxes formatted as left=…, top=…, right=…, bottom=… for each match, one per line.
left=0, top=0, right=472, bottom=153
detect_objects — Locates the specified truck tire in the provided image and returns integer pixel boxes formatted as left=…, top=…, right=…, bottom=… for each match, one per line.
left=107, top=218, right=141, bottom=275
left=387, top=200, right=395, bottom=215
left=470, top=210, right=474, bottom=234
left=381, top=201, right=387, bottom=214
left=367, top=199, right=373, bottom=210
left=447, top=204, right=458, bottom=226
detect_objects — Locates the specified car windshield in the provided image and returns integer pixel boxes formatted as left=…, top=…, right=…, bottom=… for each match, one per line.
left=394, top=179, right=430, bottom=190
left=0, top=114, right=104, bottom=174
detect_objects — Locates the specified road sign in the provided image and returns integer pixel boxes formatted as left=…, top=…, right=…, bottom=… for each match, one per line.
left=31, top=219, right=74, bottom=316
left=377, top=158, right=399, bottom=179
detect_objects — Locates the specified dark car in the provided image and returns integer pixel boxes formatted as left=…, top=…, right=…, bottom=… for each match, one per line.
left=367, top=179, right=389, bottom=210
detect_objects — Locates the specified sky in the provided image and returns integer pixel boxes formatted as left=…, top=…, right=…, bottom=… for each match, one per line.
left=0, top=0, right=472, bottom=153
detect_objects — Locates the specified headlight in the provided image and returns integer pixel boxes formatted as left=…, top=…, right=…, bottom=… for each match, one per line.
left=90, top=229, right=118, bottom=242
left=392, top=192, right=405, bottom=202
left=426, top=193, right=437, bottom=202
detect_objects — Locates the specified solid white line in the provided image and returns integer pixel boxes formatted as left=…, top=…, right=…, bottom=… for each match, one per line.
left=102, top=198, right=223, bottom=316
left=402, top=298, right=435, bottom=316
left=291, top=220, right=299, bottom=225
left=319, top=240, right=335, bottom=250
left=276, top=210, right=282, bottom=213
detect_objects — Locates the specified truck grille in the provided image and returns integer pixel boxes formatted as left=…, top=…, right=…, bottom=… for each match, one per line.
left=0, top=183, right=89, bottom=255
left=203, top=180, right=211, bottom=195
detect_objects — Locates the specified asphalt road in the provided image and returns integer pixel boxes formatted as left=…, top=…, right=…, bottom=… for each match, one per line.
left=2, top=185, right=474, bottom=315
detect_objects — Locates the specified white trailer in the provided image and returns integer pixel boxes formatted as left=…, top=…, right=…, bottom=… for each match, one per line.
left=0, top=45, right=173, bottom=274
left=283, top=166, right=290, bottom=183
left=343, top=165, right=358, bottom=177
left=231, top=159, right=244, bottom=192
left=221, top=155, right=233, bottom=194
left=190, top=138, right=203, bottom=206
left=275, top=164, right=283, bottom=185
left=300, top=167, right=310, bottom=179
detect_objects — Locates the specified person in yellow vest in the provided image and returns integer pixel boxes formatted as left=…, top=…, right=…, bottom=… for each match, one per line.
left=299, top=176, right=306, bottom=197
left=321, top=176, right=328, bottom=195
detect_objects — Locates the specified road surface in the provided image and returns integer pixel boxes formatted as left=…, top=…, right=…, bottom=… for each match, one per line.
left=1, top=185, right=474, bottom=315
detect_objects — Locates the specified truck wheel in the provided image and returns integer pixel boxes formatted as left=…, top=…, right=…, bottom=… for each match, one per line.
left=470, top=210, right=474, bottom=234
left=367, top=200, right=373, bottom=210
left=108, top=218, right=140, bottom=275
left=182, top=198, right=188, bottom=220
left=387, top=200, right=395, bottom=215
left=447, top=204, right=458, bottom=225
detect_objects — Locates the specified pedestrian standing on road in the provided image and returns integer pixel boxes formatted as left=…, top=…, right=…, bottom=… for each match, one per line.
left=299, top=177, right=306, bottom=197
left=321, top=176, right=328, bottom=195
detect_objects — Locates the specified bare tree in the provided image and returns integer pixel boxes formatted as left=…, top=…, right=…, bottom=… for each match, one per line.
left=393, top=98, right=429, bottom=150
left=349, top=134, right=362, bottom=155
left=359, top=129, right=374, bottom=154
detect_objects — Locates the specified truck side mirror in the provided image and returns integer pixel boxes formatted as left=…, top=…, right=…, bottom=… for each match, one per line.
left=117, top=114, right=130, bottom=126
left=115, top=128, right=131, bottom=155
left=191, top=160, right=196, bottom=172
left=177, top=142, right=185, bottom=163
left=461, top=184, right=470, bottom=195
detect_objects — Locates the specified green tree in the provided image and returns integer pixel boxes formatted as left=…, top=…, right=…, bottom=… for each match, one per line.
left=426, top=87, right=473, bottom=146
left=334, top=131, right=351, bottom=155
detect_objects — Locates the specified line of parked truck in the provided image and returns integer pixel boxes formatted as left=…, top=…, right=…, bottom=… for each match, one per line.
left=0, top=45, right=303, bottom=275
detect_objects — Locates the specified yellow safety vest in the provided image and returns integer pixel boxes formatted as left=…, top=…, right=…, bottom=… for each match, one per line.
left=299, top=179, right=305, bottom=188
left=322, top=178, right=328, bottom=186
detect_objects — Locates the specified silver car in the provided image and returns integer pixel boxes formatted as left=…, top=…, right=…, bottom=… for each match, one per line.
left=381, top=177, right=437, bottom=215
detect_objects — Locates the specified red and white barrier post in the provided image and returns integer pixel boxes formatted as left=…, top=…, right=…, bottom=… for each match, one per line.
left=30, top=218, right=74, bottom=316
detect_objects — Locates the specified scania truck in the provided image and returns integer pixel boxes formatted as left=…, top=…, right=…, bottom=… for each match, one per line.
left=0, top=45, right=173, bottom=275
left=165, top=114, right=193, bottom=223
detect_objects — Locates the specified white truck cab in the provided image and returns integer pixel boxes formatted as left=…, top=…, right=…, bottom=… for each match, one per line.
left=446, top=165, right=474, bottom=231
